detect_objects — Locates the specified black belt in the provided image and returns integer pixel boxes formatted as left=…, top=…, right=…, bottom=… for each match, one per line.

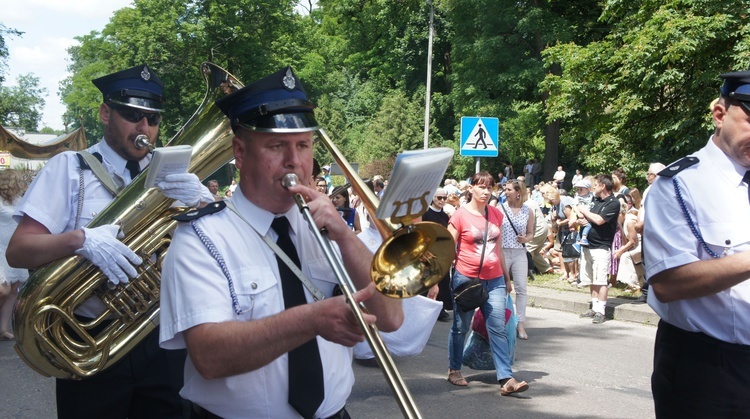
left=192, top=404, right=349, bottom=419
left=660, top=320, right=750, bottom=353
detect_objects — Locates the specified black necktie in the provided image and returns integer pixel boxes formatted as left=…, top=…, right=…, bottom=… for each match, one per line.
left=126, top=160, right=141, bottom=180
left=271, top=216, right=324, bottom=419
left=743, top=171, right=750, bottom=205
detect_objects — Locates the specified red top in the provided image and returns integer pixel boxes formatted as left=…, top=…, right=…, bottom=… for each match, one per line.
left=449, top=205, right=504, bottom=279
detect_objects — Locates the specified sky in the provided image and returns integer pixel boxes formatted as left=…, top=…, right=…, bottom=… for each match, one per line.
left=3, top=0, right=134, bottom=131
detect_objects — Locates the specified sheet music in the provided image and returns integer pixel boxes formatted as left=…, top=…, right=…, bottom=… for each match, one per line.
left=143, top=145, right=193, bottom=188
left=376, top=147, right=454, bottom=221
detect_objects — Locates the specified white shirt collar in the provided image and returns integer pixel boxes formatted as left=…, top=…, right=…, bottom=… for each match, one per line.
left=229, top=187, right=300, bottom=237
left=706, top=135, right=749, bottom=187
left=95, top=137, right=149, bottom=179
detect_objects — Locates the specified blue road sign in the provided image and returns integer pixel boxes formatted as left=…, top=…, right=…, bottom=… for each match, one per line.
left=460, top=116, right=499, bottom=157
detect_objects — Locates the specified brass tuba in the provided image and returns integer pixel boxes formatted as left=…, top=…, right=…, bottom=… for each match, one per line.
left=13, top=62, right=243, bottom=379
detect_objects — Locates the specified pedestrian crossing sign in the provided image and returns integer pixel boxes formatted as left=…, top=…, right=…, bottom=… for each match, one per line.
left=460, top=116, right=499, bottom=157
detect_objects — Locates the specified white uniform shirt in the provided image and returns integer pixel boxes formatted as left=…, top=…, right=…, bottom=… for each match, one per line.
left=644, top=137, right=750, bottom=344
left=14, top=140, right=149, bottom=317
left=159, top=190, right=354, bottom=419
left=0, top=198, right=27, bottom=284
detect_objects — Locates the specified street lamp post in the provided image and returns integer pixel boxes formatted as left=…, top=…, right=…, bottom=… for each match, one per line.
left=423, top=0, right=434, bottom=150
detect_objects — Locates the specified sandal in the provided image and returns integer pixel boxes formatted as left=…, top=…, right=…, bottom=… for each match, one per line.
left=500, top=377, right=529, bottom=396
left=447, top=370, right=468, bottom=386
left=0, top=331, right=14, bottom=341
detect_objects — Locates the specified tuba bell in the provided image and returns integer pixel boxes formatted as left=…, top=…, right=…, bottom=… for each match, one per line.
left=13, top=62, right=243, bottom=379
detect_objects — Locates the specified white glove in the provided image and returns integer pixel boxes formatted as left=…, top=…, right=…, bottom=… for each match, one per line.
left=156, top=173, right=215, bottom=207
left=75, top=225, right=143, bottom=285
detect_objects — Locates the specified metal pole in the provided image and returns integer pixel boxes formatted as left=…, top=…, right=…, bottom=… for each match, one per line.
left=423, top=0, right=434, bottom=150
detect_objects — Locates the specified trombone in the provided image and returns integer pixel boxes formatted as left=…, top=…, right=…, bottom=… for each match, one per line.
left=283, top=173, right=421, bottom=419
left=283, top=129, right=455, bottom=419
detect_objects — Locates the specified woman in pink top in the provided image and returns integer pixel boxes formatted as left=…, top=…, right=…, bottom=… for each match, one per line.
left=446, top=171, right=529, bottom=396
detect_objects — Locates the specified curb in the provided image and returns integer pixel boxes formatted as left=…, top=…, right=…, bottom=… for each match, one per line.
left=527, top=285, right=659, bottom=326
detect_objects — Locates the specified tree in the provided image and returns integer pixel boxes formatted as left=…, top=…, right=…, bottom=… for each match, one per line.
left=61, top=0, right=308, bottom=143
left=0, top=24, right=23, bottom=85
left=0, top=74, right=47, bottom=131
left=543, top=0, right=750, bottom=182
left=445, top=0, right=604, bottom=180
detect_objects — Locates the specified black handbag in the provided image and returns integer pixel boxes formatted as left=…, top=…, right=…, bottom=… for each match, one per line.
left=561, top=230, right=581, bottom=258
left=453, top=208, right=490, bottom=311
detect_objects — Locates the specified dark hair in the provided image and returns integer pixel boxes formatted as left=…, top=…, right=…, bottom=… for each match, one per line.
left=612, top=167, right=627, bottom=186
left=374, top=179, right=385, bottom=189
left=331, top=186, right=351, bottom=208
left=470, top=171, right=495, bottom=187
left=313, top=158, right=321, bottom=178
left=364, top=178, right=374, bottom=193
left=595, top=174, right=614, bottom=192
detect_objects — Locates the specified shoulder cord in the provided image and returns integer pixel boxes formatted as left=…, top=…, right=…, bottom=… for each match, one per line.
left=225, top=200, right=324, bottom=301
left=190, top=220, right=246, bottom=316
left=672, top=178, right=719, bottom=259
left=74, top=168, right=85, bottom=231
left=74, top=152, right=122, bottom=230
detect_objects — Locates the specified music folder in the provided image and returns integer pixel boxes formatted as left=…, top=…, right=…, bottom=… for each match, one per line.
left=143, top=145, right=193, bottom=189
left=376, top=147, right=454, bottom=221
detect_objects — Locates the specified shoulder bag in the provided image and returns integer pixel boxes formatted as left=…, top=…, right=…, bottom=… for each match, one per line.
left=453, top=207, right=490, bottom=311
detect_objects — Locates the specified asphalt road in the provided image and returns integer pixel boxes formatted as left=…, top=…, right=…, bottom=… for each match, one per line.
left=1, top=306, right=656, bottom=418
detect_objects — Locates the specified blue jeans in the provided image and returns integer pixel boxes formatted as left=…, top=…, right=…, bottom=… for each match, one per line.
left=448, top=271, right=513, bottom=381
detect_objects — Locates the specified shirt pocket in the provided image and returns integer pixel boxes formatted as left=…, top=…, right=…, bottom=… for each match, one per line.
left=231, top=267, right=279, bottom=320
left=701, top=222, right=750, bottom=256
left=307, top=259, right=339, bottom=297
left=79, top=198, right=112, bottom=227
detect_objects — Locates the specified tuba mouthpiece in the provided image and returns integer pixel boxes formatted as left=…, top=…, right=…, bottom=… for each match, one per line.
left=134, top=135, right=153, bottom=151
left=282, top=173, right=300, bottom=189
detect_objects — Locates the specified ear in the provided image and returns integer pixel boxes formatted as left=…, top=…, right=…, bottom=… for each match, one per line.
left=713, top=101, right=727, bottom=128
left=232, top=135, right=246, bottom=171
left=99, top=103, right=110, bottom=124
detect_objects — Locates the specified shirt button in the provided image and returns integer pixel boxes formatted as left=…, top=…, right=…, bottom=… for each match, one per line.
left=91, top=211, right=97, bottom=217
left=251, top=282, right=258, bottom=290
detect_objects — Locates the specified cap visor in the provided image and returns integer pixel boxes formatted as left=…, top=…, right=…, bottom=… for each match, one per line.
left=240, top=112, right=319, bottom=133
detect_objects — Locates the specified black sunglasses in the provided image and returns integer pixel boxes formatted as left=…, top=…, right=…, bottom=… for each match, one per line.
left=110, top=104, right=162, bottom=126
left=436, top=196, right=447, bottom=201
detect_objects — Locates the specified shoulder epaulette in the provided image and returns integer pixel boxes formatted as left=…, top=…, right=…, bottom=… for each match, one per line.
left=172, top=200, right=226, bottom=222
left=76, top=152, right=103, bottom=171
left=658, top=156, right=699, bottom=178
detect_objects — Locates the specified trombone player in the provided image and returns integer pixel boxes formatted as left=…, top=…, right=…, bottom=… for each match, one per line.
left=159, top=67, right=404, bottom=419
left=7, top=65, right=217, bottom=417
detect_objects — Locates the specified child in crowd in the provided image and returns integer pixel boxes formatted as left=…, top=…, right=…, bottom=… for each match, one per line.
left=571, top=179, right=595, bottom=246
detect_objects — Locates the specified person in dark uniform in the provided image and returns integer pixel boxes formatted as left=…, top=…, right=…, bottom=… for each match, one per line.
left=421, top=188, right=452, bottom=320
left=7, top=64, right=215, bottom=418
left=644, top=69, right=750, bottom=417
left=159, top=66, right=403, bottom=419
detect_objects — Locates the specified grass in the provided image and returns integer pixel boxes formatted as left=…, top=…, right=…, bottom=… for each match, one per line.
left=529, top=271, right=643, bottom=300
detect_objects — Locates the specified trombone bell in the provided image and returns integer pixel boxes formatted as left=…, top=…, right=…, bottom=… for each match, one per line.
left=373, top=222, right=455, bottom=298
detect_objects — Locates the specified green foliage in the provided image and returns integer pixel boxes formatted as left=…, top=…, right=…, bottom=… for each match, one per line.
left=0, top=74, right=47, bottom=131
left=52, top=0, right=750, bottom=187
left=0, top=24, right=23, bottom=84
left=543, top=0, right=750, bottom=173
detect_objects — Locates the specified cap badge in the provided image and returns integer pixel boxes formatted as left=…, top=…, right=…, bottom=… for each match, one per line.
left=283, top=68, right=296, bottom=90
left=140, top=66, right=151, bottom=81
